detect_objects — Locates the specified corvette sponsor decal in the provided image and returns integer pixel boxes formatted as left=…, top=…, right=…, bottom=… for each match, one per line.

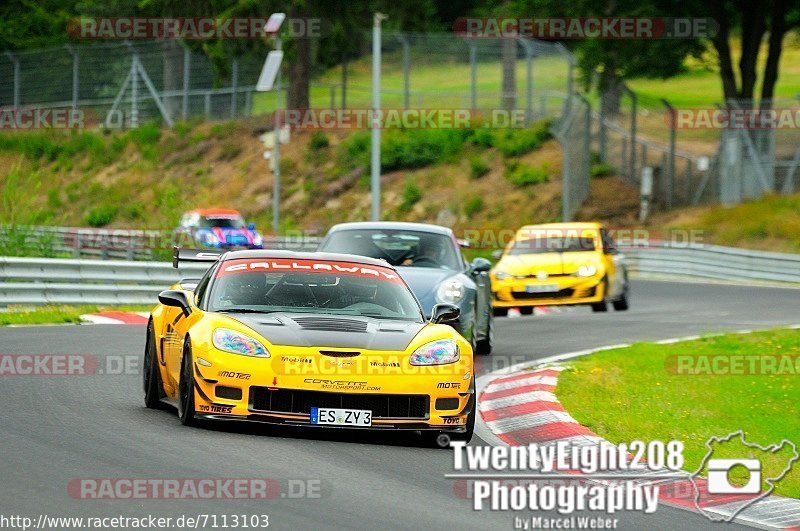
left=217, top=259, right=401, bottom=283
left=437, top=382, right=462, bottom=389
left=199, top=405, right=234, bottom=414
left=303, top=378, right=380, bottom=391
left=218, top=370, right=251, bottom=380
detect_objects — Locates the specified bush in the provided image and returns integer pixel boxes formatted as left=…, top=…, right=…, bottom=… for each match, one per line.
left=381, top=129, right=468, bottom=171
left=218, top=141, right=242, bottom=161
left=398, top=179, right=423, bottom=213
left=591, top=162, right=615, bottom=178
left=467, top=119, right=552, bottom=157
left=505, top=161, right=550, bottom=187
left=309, top=131, right=330, bottom=150
left=493, top=121, right=552, bottom=157
left=85, top=204, right=118, bottom=227
left=127, top=122, right=162, bottom=148
left=469, top=156, right=490, bottom=179
left=464, top=196, right=484, bottom=218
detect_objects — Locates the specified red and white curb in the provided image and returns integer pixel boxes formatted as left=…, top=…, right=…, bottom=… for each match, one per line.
left=79, top=311, right=149, bottom=325
left=475, top=334, right=800, bottom=530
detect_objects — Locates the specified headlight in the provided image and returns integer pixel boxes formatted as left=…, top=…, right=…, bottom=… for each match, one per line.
left=409, top=339, right=460, bottom=366
left=494, top=270, right=511, bottom=281
left=576, top=264, right=597, bottom=277
left=436, top=279, right=465, bottom=304
left=212, top=328, right=270, bottom=358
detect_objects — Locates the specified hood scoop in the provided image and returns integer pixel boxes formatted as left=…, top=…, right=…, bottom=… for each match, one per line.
left=291, top=316, right=368, bottom=333
left=320, top=350, right=361, bottom=358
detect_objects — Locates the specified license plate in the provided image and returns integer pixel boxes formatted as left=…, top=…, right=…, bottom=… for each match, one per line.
left=526, top=284, right=559, bottom=293
left=310, top=407, right=372, bottom=426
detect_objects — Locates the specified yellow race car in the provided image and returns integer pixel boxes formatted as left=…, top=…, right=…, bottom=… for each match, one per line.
left=490, top=222, right=629, bottom=315
left=144, top=248, right=474, bottom=447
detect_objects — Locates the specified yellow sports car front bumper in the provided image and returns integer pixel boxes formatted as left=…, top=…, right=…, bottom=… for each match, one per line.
left=492, top=276, right=605, bottom=308
left=189, top=345, right=474, bottom=432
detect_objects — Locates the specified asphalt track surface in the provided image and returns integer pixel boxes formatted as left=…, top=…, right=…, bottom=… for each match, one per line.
left=1, top=280, right=797, bottom=530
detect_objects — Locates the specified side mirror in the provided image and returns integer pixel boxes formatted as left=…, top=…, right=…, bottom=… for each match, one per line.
left=247, top=223, right=256, bottom=231
left=158, top=290, right=193, bottom=317
left=470, top=257, right=492, bottom=273
left=430, top=303, right=460, bottom=324
left=491, top=249, right=503, bottom=260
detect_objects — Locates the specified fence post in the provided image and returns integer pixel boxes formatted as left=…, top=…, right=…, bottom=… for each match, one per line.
left=469, top=42, right=477, bottom=110
left=204, top=92, right=211, bottom=118
left=244, top=90, right=252, bottom=117
left=622, top=85, right=637, bottom=184
left=341, top=51, right=348, bottom=108
left=395, top=33, right=410, bottom=109
left=518, top=38, right=534, bottom=124
left=182, top=47, right=190, bottom=120
left=130, top=50, right=139, bottom=128
left=230, top=58, right=239, bottom=119
left=598, top=90, right=607, bottom=161
left=65, top=46, right=79, bottom=110
left=661, top=98, right=676, bottom=209
left=4, top=52, right=20, bottom=108
left=330, top=85, right=336, bottom=108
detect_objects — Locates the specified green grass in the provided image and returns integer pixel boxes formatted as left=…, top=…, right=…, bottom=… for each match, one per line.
left=668, top=193, right=800, bottom=253
left=557, top=328, right=800, bottom=498
left=0, top=305, right=152, bottom=326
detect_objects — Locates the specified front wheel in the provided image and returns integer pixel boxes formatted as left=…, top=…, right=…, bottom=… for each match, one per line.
left=475, top=314, right=493, bottom=356
left=493, top=307, right=508, bottom=317
left=177, top=339, right=198, bottom=427
left=143, top=324, right=164, bottom=409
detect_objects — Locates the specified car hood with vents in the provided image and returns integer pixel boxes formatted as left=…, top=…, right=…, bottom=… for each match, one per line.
left=226, top=313, right=426, bottom=351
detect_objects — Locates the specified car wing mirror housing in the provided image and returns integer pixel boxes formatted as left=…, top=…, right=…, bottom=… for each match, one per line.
left=471, top=257, right=492, bottom=272
left=491, top=249, right=503, bottom=260
left=430, top=303, right=460, bottom=324
left=158, top=290, right=193, bottom=317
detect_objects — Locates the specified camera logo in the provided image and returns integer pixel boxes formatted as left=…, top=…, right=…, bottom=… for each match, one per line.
left=706, top=458, right=761, bottom=494
left=689, top=430, right=798, bottom=523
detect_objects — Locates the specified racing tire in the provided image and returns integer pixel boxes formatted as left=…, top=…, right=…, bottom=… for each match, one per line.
left=475, top=315, right=493, bottom=356
left=612, top=291, right=629, bottom=311
left=143, top=324, right=164, bottom=409
left=493, top=307, right=508, bottom=317
left=613, top=275, right=630, bottom=311
left=177, top=339, right=198, bottom=427
left=519, top=306, right=534, bottom=316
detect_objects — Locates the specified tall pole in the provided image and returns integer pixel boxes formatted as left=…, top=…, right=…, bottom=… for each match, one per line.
left=371, top=13, right=386, bottom=221
left=273, top=36, right=282, bottom=235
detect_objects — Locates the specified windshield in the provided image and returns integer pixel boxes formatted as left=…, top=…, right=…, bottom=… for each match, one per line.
left=509, top=236, right=596, bottom=255
left=320, top=229, right=462, bottom=270
left=208, top=258, right=423, bottom=321
left=200, top=216, right=246, bottom=229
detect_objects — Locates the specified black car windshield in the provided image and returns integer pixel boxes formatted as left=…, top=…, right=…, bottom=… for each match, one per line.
left=509, top=236, right=596, bottom=255
left=200, top=216, right=246, bottom=229
left=320, top=229, right=462, bottom=270
left=208, top=258, right=423, bottom=321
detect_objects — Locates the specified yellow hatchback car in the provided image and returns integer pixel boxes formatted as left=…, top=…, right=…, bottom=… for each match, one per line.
left=490, top=222, right=629, bottom=315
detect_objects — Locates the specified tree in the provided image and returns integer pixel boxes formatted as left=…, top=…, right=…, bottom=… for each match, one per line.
left=710, top=0, right=800, bottom=105
left=509, top=0, right=706, bottom=115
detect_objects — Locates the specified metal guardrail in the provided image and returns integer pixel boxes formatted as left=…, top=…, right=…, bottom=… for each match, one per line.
left=1, top=243, right=797, bottom=306
left=0, top=238, right=321, bottom=306
left=623, top=244, right=800, bottom=284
